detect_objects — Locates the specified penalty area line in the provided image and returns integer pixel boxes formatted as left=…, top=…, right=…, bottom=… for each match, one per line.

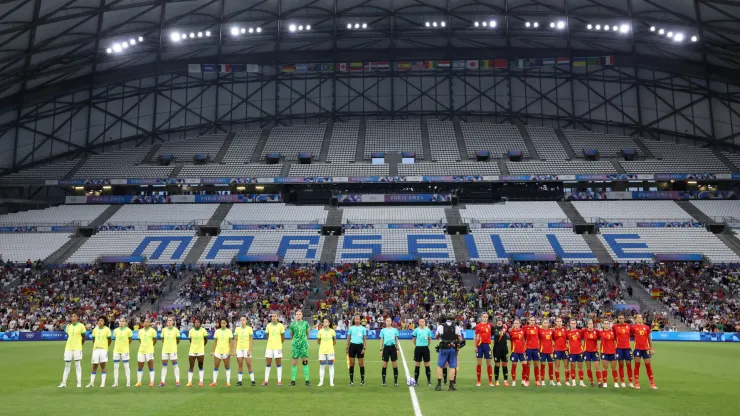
left=398, top=342, right=423, bottom=416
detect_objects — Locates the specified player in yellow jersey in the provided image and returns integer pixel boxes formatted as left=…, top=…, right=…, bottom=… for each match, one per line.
left=187, top=318, right=208, bottom=387
left=317, top=318, right=337, bottom=387
left=159, top=317, right=181, bottom=387
left=261, top=313, right=286, bottom=386
left=86, top=316, right=112, bottom=388
left=112, top=317, right=133, bottom=387
left=135, top=318, right=158, bottom=387
left=210, top=318, right=234, bottom=386
left=235, top=316, right=255, bottom=386
left=58, top=313, right=86, bottom=388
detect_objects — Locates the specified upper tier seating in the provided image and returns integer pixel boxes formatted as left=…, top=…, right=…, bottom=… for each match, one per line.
left=621, top=140, right=730, bottom=173
left=426, top=120, right=460, bottom=162
left=0, top=234, right=73, bottom=262
left=260, top=125, right=326, bottom=160
left=564, top=130, right=638, bottom=157
left=342, top=207, right=446, bottom=224
left=198, top=230, right=324, bottom=263
left=599, top=228, right=739, bottom=263
left=721, top=152, right=740, bottom=170
left=337, top=229, right=454, bottom=262
left=364, top=120, right=423, bottom=159
left=572, top=201, right=693, bottom=221
left=690, top=201, right=740, bottom=221
left=526, top=126, right=569, bottom=160
left=179, top=164, right=282, bottom=178
left=157, top=134, right=227, bottom=161
left=460, top=202, right=567, bottom=222
left=506, top=161, right=616, bottom=175
left=74, top=146, right=173, bottom=178
left=67, top=231, right=197, bottom=264
left=106, top=204, right=218, bottom=225
left=224, top=204, right=327, bottom=224
left=288, top=163, right=389, bottom=177
left=1, top=159, right=80, bottom=181
left=326, top=122, right=359, bottom=162
left=0, top=205, right=110, bottom=226
left=222, top=130, right=262, bottom=163
left=398, top=162, right=499, bottom=176
left=462, top=123, right=528, bottom=159
left=466, top=228, right=597, bottom=264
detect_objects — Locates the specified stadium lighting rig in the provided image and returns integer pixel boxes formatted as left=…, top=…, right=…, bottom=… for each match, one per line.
left=106, top=36, right=145, bottom=54
left=650, top=26, right=697, bottom=43
left=524, top=21, right=540, bottom=28
left=288, top=23, right=312, bottom=32
left=346, top=22, right=368, bottom=29
left=473, top=20, right=497, bottom=28
left=170, top=31, right=211, bottom=42
left=230, top=26, right=262, bottom=35
left=424, top=20, right=446, bottom=28
left=548, top=21, right=567, bottom=30
left=586, top=23, right=630, bottom=34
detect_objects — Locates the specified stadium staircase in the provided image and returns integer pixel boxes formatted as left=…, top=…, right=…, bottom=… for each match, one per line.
left=444, top=208, right=462, bottom=225
left=213, top=132, right=236, bottom=163
left=387, top=154, right=400, bottom=176
left=319, top=236, right=338, bottom=264
left=582, top=234, right=614, bottom=265
left=63, top=158, right=87, bottom=179
left=461, top=273, right=479, bottom=292
left=89, top=205, right=123, bottom=228
left=45, top=236, right=88, bottom=264
left=557, top=201, right=587, bottom=225
left=617, top=268, right=691, bottom=331
left=280, top=163, right=291, bottom=177
left=141, top=270, right=191, bottom=314
left=675, top=201, right=714, bottom=223
left=208, top=203, right=233, bottom=226
left=610, top=160, right=626, bottom=173
left=168, top=163, right=183, bottom=178
left=355, top=120, right=367, bottom=162
left=142, top=144, right=162, bottom=164
left=318, top=120, right=334, bottom=162
left=716, top=232, right=740, bottom=259
left=554, top=129, right=578, bottom=159
left=250, top=128, right=271, bottom=163
left=711, top=149, right=739, bottom=173
left=452, top=120, right=468, bottom=161
left=420, top=119, right=433, bottom=161
left=633, top=139, right=656, bottom=159
left=496, top=159, right=509, bottom=175
left=325, top=207, right=344, bottom=226
left=182, top=236, right=212, bottom=265
left=304, top=271, right=325, bottom=318
left=517, top=124, right=540, bottom=160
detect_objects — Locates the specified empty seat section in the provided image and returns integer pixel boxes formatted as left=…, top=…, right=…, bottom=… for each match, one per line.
left=527, top=126, right=569, bottom=160
left=288, top=163, right=389, bottom=177
left=599, top=228, right=739, bottom=263
left=260, top=125, right=326, bottom=160
left=398, top=162, right=498, bottom=176
left=74, top=146, right=172, bottom=178
left=0, top=205, right=110, bottom=226
left=461, top=123, right=528, bottom=159
left=721, top=152, right=740, bottom=170
left=337, top=229, right=453, bottom=263
left=364, top=120, right=423, bottom=159
left=1, top=159, right=80, bottom=181
left=157, top=134, right=227, bottom=160
left=326, top=122, right=359, bottom=162
left=222, top=130, right=263, bottom=163
left=564, top=130, right=637, bottom=157
left=426, top=120, right=460, bottom=162
left=621, top=140, right=731, bottom=173
left=690, top=201, right=740, bottom=221
left=106, top=204, right=218, bottom=225
left=572, top=201, right=692, bottom=221
left=0, top=234, right=73, bottom=262
left=198, top=230, right=324, bottom=263
left=506, top=161, right=616, bottom=175
left=179, top=164, right=282, bottom=177
left=224, top=204, right=327, bottom=224
left=342, top=207, right=446, bottom=224
left=67, top=231, right=197, bottom=264
left=460, top=202, right=568, bottom=222
left=467, top=229, right=596, bottom=264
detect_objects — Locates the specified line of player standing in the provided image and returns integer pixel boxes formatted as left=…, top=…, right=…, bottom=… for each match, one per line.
left=471, top=312, right=657, bottom=390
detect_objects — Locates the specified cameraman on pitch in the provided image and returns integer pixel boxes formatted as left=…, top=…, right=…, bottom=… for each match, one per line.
left=435, top=315, right=463, bottom=391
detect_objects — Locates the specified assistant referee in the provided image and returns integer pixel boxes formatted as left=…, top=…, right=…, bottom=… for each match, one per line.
left=412, top=318, right=433, bottom=385
left=346, top=315, right=367, bottom=386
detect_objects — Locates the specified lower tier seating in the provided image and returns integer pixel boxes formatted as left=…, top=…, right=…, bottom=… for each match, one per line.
left=336, top=229, right=454, bottom=263
left=466, top=228, right=597, bottom=264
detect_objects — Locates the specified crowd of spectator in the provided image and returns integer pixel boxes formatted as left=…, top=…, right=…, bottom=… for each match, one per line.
left=628, top=262, right=740, bottom=332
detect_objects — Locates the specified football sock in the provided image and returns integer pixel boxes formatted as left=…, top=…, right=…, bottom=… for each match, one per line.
left=502, top=364, right=508, bottom=381
left=393, top=368, right=398, bottom=384
left=75, top=361, right=82, bottom=384
left=494, top=365, right=500, bottom=381
left=426, top=367, right=431, bottom=383
left=188, top=371, right=193, bottom=384
left=137, top=369, right=143, bottom=384
left=277, top=365, right=282, bottom=383
left=320, top=364, right=325, bottom=384
left=437, top=378, right=442, bottom=386
left=113, top=361, right=119, bottom=384
left=523, top=363, right=529, bottom=382
left=540, top=363, right=545, bottom=381
left=511, top=363, right=517, bottom=381
left=238, top=372, right=243, bottom=382
left=548, top=363, right=554, bottom=380
left=587, top=369, right=593, bottom=382
left=291, top=366, right=297, bottom=382
left=414, top=366, right=420, bottom=382
left=618, top=362, right=625, bottom=382
left=442, top=368, right=447, bottom=383
left=570, top=365, right=576, bottom=381
left=645, top=363, right=654, bottom=383
left=611, top=369, right=618, bottom=383
left=62, top=362, right=71, bottom=384
left=161, top=363, right=168, bottom=383
left=555, top=368, right=560, bottom=383
left=382, top=367, right=387, bottom=384
left=90, top=372, right=96, bottom=385
left=249, top=371, right=254, bottom=382
left=349, top=366, right=354, bottom=383
left=213, top=368, right=218, bottom=382
left=360, top=366, right=365, bottom=382
left=199, top=369, right=205, bottom=382
left=634, top=361, right=641, bottom=382
left=533, top=364, right=540, bottom=383
left=173, top=363, right=179, bottom=383
left=265, top=365, right=271, bottom=382
left=101, top=372, right=106, bottom=387
left=149, top=369, right=154, bottom=382
left=225, top=368, right=230, bottom=383
left=124, top=361, right=130, bottom=385
left=329, top=363, right=334, bottom=384
left=626, top=362, right=634, bottom=382
left=578, top=370, right=584, bottom=381
left=303, top=365, right=310, bottom=381
left=476, top=365, right=482, bottom=382
left=487, top=365, right=493, bottom=383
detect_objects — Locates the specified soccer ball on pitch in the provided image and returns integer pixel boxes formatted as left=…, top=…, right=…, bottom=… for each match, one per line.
left=407, top=378, right=417, bottom=387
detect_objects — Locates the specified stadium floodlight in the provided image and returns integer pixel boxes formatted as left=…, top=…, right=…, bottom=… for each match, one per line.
left=240, top=28, right=246, bottom=34
left=355, top=23, right=360, bottom=29
left=440, top=21, right=446, bottom=27
left=674, top=33, right=684, bottom=42
left=122, top=42, right=128, bottom=48
left=248, top=28, right=253, bottom=33
left=550, top=22, right=555, bottom=28
left=432, top=22, right=437, bottom=27
left=604, top=25, right=610, bottom=31
left=138, top=36, right=144, bottom=42
left=129, top=38, right=136, bottom=45
left=362, top=23, right=367, bottom=28
left=197, top=32, right=203, bottom=37
left=205, top=31, right=211, bottom=36
left=525, top=22, right=531, bottom=28
left=289, top=24, right=296, bottom=32
left=613, top=25, right=618, bottom=32
left=667, top=31, right=673, bottom=38
left=231, top=27, right=239, bottom=35
left=691, top=35, right=698, bottom=42
left=595, top=24, right=601, bottom=30
left=557, top=21, right=565, bottom=29
left=256, top=27, right=262, bottom=33
left=481, top=21, right=487, bottom=27
left=306, top=25, right=311, bottom=30
left=171, top=32, right=180, bottom=41
left=181, top=33, right=187, bottom=40
left=106, top=48, right=112, bottom=54
left=650, top=26, right=656, bottom=32
left=474, top=21, right=479, bottom=27
left=347, top=23, right=352, bottom=29
left=425, top=21, right=430, bottom=27
left=298, top=25, right=304, bottom=30
left=620, top=24, right=629, bottom=33
left=113, top=43, right=121, bottom=53
left=658, top=28, right=665, bottom=35
left=490, top=21, right=496, bottom=28
left=587, top=24, right=592, bottom=29
left=533, top=22, right=539, bottom=28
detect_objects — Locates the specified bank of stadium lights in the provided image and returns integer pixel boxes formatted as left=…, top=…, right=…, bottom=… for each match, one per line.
left=473, top=20, right=497, bottom=28
left=650, top=26, right=697, bottom=43
left=548, top=21, right=566, bottom=30
left=586, top=23, right=630, bottom=34
left=424, top=21, right=446, bottom=28
left=288, top=24, right=311, bottom=32
left=106, top=36, right=145, bottom=54
left=525, top=21, right=539, bottom=28
left=346, top=22, right=368, bottom=29
left=230, top=26, right=262, bottom=36
left=170, top=31, right=211, bottom=42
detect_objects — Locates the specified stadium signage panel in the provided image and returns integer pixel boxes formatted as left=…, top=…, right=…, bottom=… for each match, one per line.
left=465, top=234, right=596, bottom=261
left=338, top=193, right=451, bottom=203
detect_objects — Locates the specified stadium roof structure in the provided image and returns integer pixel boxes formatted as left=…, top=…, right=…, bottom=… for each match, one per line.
left=2, top=0, right=740, bottom=171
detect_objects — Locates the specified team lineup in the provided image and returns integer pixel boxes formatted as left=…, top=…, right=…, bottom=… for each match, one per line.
left=57, top=310, right=657, bottom=391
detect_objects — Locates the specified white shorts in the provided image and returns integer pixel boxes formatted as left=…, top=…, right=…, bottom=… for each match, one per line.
left=236, top=350, right=252, bottom=358
left=137, top=353, right=155, bottom=363
left=214, top=353, right=230, bottom=360
left=189, top=352, right=204, bottom=357
left=161, top=352, right=178, bottom=361
left=113, top=353, right=130, bottom=361
left=265, top=349, right=283, bottom=359
left=64, top=350, right=83, bottom=361
left=319, top=353, right=335, bottom=362
left=91, top=349, right=109, bottom=364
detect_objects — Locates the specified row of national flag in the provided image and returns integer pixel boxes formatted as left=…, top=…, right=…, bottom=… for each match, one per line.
left=512, top=56, right=615, bottom=69
left=188, top=64, right=260, bottom=73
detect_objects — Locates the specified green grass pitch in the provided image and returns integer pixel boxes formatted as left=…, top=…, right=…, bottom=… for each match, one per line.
left=0, top=340, right=737, bottom=416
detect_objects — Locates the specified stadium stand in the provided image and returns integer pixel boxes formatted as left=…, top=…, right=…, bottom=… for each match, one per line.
left=179, top=164, right=282, bottom=177
left=0, top=234, right=73, bottom=262
left=690, top=200, right=740, bottom=221
left=721, top=151, right=740, bottom=170
left=223, top=204, right=326, bottom=225
left=342, top=207, right=446, bottom=224
left=73, top=146, right=173, bottom=178
left=0, top=159, right=80, bottom=181
left=156, top=134, right=227, bottom=161
left=426, top=120, right=461, bottom=161
left=326, top=121, right=359, bottom=162
left=572, top=201, right=693, bottom=221
left=364, top=120, right=423, bottom=159
left=199, top=230, right=325, bottom=263
left=105, top=204, right=219, bottom=225
left=288, top=163, right=389, bottom=177
left=526, top=126, right=569, bottom=160
left=506, top=160, right=617, bottom=175
left=0, top=205, right=110, bottom=226
left=600, top=228, right=739, bottom=263
left=563, top=130, right=637, bottom=157
left=460, top=202, right=568, bottom=222
left=397, top=162, right=499, bottom=176
left=336, top=229, right=454, bottom=263
left=221, top=129, right=262, bottom=163
left=66, top=230, right=197, bottom=264
left=461, top=122, right=529, bottom=159
left=621, top=140, right=731, bottom=173
left=260, top=125, right=326, bottom=160
left=466, top=228, right=597, bottom=264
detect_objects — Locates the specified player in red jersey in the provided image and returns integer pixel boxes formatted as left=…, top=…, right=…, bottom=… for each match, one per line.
left=551, top=318, right=569, bottom=385
left=507, top=319, right=526, bottom=387
left=537, top=319, right=556, bottom=386
left=598, top=319, right=619, bottom=388
left=583, top=319, right=601, bottom=387
left=631, top=314, right=657, bottom=390
left=566, top=319, right=586, bottom=387
left=474, top=313, right=494, bottom=387
left=612, top=314, right=634, bottom=387
left=522, top=317, right=540, bottom=386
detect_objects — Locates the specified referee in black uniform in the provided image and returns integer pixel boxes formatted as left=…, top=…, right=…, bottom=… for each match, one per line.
left=492, top=317, right=509, bottom=386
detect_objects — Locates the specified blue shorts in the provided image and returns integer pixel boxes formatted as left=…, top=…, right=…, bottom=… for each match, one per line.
left=510, top=352, right=526, bottom=362
left=554, top=351, right=569, bottom=360
left=569, top=353, right=583, bottom=363
left=633, top=349, right=651, bottom=359
left=476, top=344, right=492, bottom=359
left=539, top=353, right=554, bottom=362
left=584, top=352, right=599, bottom=362
left=525, top=349, right=540, bottom=362
left=601, top=353, right=616, bottom=362
left=437, top=348, right=458, bottom=369
left=616, top=348, right=633, bottom=361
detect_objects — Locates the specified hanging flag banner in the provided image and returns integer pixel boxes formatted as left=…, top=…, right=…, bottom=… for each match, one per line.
left=189, top=64, right=259, bottom=73
left=452, top=60, right=466, bottom=70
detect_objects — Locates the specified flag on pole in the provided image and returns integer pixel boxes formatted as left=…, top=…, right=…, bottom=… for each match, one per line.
left=338, top=63, right=348, bottom=72
left=188, top=64, right=201, bottom=73
left=295, top=63, right=308, bottom=73
left=396, top=61, right=411, bottom=71
left=494, top=59, right=508, bottom=68
left=364, top=62, right=377, bottom=71
left=350, top=62, right=364, bottom=72
left=512, top=59, right=528, bottom=69
left=411, top=61, right=424, bottom=70
left=452, top=60, right=466, bottom=70
left=587, top=57, right=600, bottom=66
left=481, top=60, right=493, bottom=69
left=246, top=64, right=259, bottom=73
left=377, top=61, right=390, bottom=71
left=466, top=60, right=479, bottom=70
left=541, top=57, right=556, bottom=66
left=572, top=57, right=586, bottom=67
left=424, top=61, right=437, bottom=69
left=602, top=55, right=615, bottom=65
left=437, top=60, right=451, bottom=68
left=281, top=64, right=295, bottom=73
left=322, top=63, right=335, bottom=72
left=556, top=57, right=570, bottom=67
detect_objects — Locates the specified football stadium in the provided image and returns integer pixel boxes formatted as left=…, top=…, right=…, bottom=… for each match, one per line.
left=0, top=0, right=739, bottom=415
